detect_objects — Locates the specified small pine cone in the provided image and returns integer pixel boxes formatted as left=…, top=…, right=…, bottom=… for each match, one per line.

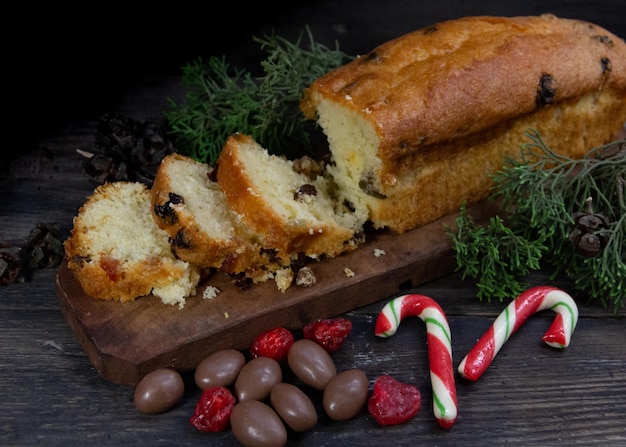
left=81, top=113, right=174, bottom=186
left=23, top=223, right=64, bottom=269
left=569, top=211, right=610, bottom=257
left=0, top=246, right=23, bottom=284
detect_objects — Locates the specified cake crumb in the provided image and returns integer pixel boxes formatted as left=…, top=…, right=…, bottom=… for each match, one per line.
left=202, top=285, right=221, bottom=300
left=224, top=311, right=230, bottom=319
left=275, top=268, right=294, bottom=293
left=344, top=267, right=355, bottom=277
left=296, top=266, right=317, bottom=287
left=374, top=248, right=386, bottom=257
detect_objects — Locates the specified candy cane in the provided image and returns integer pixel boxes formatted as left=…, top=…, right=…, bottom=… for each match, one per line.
left=375, top=294, right=457, bottom=429
left=458, top=285, right=579, bottom=381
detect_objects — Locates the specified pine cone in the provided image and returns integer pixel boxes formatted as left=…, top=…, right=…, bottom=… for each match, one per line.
left=0, top=246, right=23, bottom=285
left=81, top=113, right=174, bottom=186
left=569, top=210, right=610, bottom=257
left=23, top=223, right=64, bottom=269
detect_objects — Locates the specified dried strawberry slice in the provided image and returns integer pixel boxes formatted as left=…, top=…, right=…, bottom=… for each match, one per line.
left=249, top=327, right=295, bottom=362
left=302, top=317, right=352, bottom=353
left=368, top=375, right=421, bottom=426
left=190, top=386, right=236, bottom=432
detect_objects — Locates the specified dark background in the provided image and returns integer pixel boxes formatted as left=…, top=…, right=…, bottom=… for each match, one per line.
left=8, top=1, right=625, bottom=159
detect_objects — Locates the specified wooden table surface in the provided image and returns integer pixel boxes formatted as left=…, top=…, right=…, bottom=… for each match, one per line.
left=2, top=1, right=625, bottom=446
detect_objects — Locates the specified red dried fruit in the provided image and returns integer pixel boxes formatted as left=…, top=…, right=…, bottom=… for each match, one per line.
left=190, top=386, right=236, bottom=432
left=368, top=375, right=421, bottom=426
left=249, top=327, right=295, bottom=362
left=302, top=317, right=352, bottom=353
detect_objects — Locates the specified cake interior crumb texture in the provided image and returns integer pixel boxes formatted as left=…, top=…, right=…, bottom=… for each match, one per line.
left=64, top=182, right=200, bottom=306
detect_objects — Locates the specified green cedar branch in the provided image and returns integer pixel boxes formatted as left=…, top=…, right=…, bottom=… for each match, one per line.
left=449, top=130, right=626, bottom=312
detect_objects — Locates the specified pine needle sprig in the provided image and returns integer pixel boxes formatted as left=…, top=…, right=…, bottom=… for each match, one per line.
left=164, top=56, right=261, bottom=163
left=164, top=27, right=353, bottom=164
left=251, top=29, right=352, bottom=158
left=449, top=129, right=626, bottom=311
left=449, top=203, right=548, bottom=302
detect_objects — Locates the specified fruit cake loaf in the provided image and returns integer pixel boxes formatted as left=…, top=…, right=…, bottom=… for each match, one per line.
left=150, top=152, right=276, bottom=279
left=64, top=181, right=201, bottom=307
left=216, top=133, right=365, bottom=265
left=301, top=14, right=626, bottom=233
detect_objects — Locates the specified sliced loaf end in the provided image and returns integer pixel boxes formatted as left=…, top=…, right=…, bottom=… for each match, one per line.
left=64, top=181, right=200, bottom=307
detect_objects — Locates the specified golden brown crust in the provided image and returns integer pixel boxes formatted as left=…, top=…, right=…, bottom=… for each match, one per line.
left=216, top=134, right=282, bottom=251
left=302, top=14, right=626, bottom=161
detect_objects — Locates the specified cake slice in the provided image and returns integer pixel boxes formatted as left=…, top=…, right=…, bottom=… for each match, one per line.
left=64, top=181, right=201, bottom=307
left=150, top=153, right=278, bottom=279
left=216, top=133, right=365, bottom=265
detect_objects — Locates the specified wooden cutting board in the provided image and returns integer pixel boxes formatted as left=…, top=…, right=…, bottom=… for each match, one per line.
left=56, top=201, right=499, bottom=386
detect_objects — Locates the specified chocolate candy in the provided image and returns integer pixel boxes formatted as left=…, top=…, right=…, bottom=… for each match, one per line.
left=234, top=356, right=282, bottom=401
left=323, top=368, right=369, bottom=421
left=231, top=400, right=288, bottom=447
left=194, top=349, right=246, bottom=389
left=133, top=368, right=184, bottom=414
left=288, top=339, right=337, bottom=390
left=270, top=382, right=318, bottom=432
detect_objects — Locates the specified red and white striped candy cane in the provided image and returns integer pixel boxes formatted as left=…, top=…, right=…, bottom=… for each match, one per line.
left=458, top=285, right=579, bottom=381
left=375, top=294, right=457, bottom=429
